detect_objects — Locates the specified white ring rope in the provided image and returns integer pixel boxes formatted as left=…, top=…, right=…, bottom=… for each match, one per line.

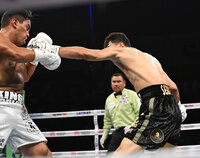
left=183, top=103, right=200, bottom=109
left=30, top=110, right=105, bottom=119
left=29, top=103, right=200, bottom=119
left=29, top=103, right=200, bottom=157
left=52, top=150, right=107, bottom=157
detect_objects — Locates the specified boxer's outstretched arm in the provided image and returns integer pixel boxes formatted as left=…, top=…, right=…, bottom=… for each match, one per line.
left=59, top=46, right=116, bottom=61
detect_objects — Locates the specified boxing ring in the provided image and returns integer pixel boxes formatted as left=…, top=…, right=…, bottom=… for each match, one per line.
left=26, top=102, right=200, bottom=157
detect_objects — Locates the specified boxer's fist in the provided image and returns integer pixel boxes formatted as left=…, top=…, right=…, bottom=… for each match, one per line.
left=40, top=53, right=61, bottom=70
left=27, top=32, right=60, bottom=55
left=32, top=48, right=61, bottom=70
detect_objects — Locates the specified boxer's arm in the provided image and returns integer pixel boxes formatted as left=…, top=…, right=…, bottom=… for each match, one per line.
left=153, top=56, right=180, bottom=103
left=0, top=36, right=35, bottom=62
left=23, top=63, right=37, bottom=82
left=26, top=32, right=116, bottom=61
left=0, top=38, right=59, bottom=70
left=160, top=67, right=180, bottom=102
left=59, top=46, right=117, bottom=61
left=26, top=33, right=117, bottom=62
left=167, top=76, right=180, bottom=103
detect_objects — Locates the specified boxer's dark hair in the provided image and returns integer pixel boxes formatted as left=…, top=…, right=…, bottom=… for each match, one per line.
left=1, top=8, right=33, bottom=28
left=104, top=32, right=131, bottom=48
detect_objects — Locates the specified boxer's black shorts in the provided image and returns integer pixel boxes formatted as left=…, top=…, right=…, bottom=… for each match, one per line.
left=125, top=84, right=182, bottom=150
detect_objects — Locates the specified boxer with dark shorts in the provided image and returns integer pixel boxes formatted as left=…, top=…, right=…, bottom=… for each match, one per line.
left=124, top=84, right=182, bottom=150
left=30, top=32, right=187, bottom=155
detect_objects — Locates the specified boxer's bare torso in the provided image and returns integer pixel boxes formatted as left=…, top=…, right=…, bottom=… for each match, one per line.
left=109, top=47, right=168, bottom=93
left=0, top=33, right=26, bottom=93
left=0, top=31, right=35, bottom=94
left=102, top=46, right=179, bottom=102
left=0, top=57, right=25, bottom=93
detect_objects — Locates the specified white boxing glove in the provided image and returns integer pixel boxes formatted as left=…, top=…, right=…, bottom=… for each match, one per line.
left=28, top=32, right=61, bottom=70
left=27, top=32, right=60, bottom=55
left=178, top=101, right=187, bottom=122
left=32, top=49, right=61, bottom=70
left=100, top=136, right=107, bottom=148
left=40, top=53, right=61, bottom=70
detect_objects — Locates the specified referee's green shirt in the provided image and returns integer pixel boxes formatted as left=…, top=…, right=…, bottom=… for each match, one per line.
left=103, top=88, right=140, bottom=138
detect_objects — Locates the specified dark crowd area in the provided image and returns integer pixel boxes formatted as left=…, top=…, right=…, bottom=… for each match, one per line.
left=1, top=0, right=200, bottom=152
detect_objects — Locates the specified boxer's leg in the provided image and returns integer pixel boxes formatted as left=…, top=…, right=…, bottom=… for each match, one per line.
left=114, top=137, right=142, bottom=155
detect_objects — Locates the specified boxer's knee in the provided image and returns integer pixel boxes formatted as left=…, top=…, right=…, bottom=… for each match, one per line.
left=37, top=145, right=52, bottom=156
left=19, top=141, right=52, bottom=156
